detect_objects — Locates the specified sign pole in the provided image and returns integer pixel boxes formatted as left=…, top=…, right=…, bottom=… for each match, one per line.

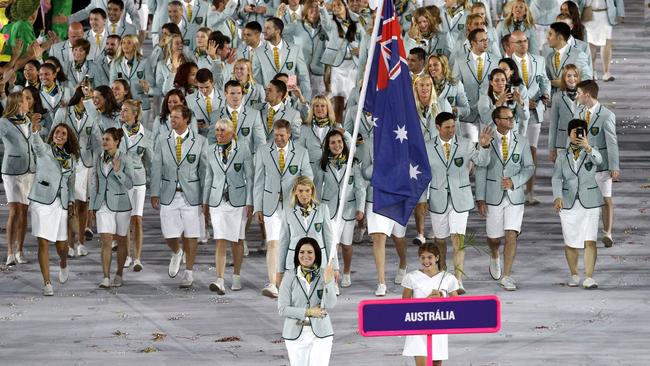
left=427, top=334, right=433, bottom=366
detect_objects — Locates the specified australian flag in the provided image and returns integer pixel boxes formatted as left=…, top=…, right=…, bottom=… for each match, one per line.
left=363, top=0, right=431, bottom=226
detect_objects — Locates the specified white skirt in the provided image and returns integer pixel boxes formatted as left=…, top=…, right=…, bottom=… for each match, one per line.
left=403, top=333, right=448, bottom=360
left=584, top=11, right=612, bottom=46
left=74, top=164, right=90, bottom=201
left=31, top=200, right=68, bottom=242
left=330, top=59, right=358, bottom=100
left=3, top=173, right=34, bottom=204
left=559, top=200, right=600, bottom=249
left=210, top=202, right=247, bottom=242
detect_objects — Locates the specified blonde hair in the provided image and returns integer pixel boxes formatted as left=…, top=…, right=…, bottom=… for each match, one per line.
left=232, top=58, right=256, bottom=85
left=122, top=99, right=143, bottom=123
left=214, top=118, right=235, bottom=134
left=163, top=34, right=185, bottom=61
left=290, top=176, right=319, bottom=207
left=504, top=0, right=535, bottom=28
left=115, top=34, right=143, bottom=61
left=427, top=54, right=456, bottom=84
left=412, top=7, right=441, bottom=35
left=413, top=75, right=440, bottom=118
left=305, top=95, right=336, bottom=125
left=2, top=92, right=24, bottom=118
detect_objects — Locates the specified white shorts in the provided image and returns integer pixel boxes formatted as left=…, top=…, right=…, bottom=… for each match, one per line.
left=330, top=59, right=358, bottom=100
left=366, top=203, right=407, bottom=237
left=31, top=200, right=67, bottom=242
left=210, top=203, right=247, bottom=242
left=595, top=171, right=612, bottom=197
left=459, top=122, right=479, bottom=143
left=403, top=333, right=448, bottom=360
left=3, top=173, right=34, bottom=204
left=96, top=204, right=131, bottom=236
left=160, top=193, right=201, bottom=239
left=74, top=164, right=90, bottom=201
left=128, top=185, right=147, bottom=216
left=486, top=199, right=525, bottom=239
left=584, top=11, right=612, bottom=46
left=430, top=204, right=469, bottom=239
left=559, top=201, right=600, bottom=249
left=526, top=123, right=541, bottom=149
left=333, top=219, right=356, bottom=246
left=263, top=208, right=284, bottom=242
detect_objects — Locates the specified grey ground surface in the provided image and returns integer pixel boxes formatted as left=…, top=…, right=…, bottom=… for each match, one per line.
left=1, top=2, right=650, bottom=365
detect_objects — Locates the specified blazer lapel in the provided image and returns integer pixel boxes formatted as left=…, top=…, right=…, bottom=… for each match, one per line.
left=529, top=54, right=538, bottom=89
left=447, top=139, right=459, bottom=170
left=269, top=143, right=282, bottom=175
left=225, top=140, right=238, bottom=171
left=587, top=105, right=602, bottom=130
left=178, top=130, right=196, bottom=165
left=433, top=137, right=448, bottom=167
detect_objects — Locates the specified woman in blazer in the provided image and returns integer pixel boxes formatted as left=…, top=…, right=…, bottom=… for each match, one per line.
left=119, top=100, right=154, bottom=272
left=111, top=79, right=134, bottom=111
left=28, top=121, right=80, bottom=296
left=278, top=176, right=338, bottom=285
left=156, top=34, right=193, bottom=97
left=85, top=85, right=121, bottom=132
left=22, top=86, right=49, bottom=138
left=151, top=89, right=199, bottom=148
left=549, top=64, right=581, bottom=162
left=278, top=237, right=336, bottom=366
left=315, top=130, right=365, bottom=290
left=203, top=119, right=254, bottom=294
left=404, top=7, right=453, bottom=58
left=427, top=54, right=471, bottom=122
left=478, top=68, right=529, bottom=136
left=0, top=92, right=36, bottom=266
left=231, top=58, right=266, bottom=110
left=552, top=119, right=604, bottom=289
left=90, top=127, right=134, bottom=289
left=496, top=0, right=539, bottom=54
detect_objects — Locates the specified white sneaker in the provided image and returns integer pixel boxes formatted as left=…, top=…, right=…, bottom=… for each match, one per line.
left=111, top=275, right=123, bottom=287
left=499, top=276, right=517, bottom=291
left=602, top=72, right=615, bottom=82
left=59, top=266, right=69, bottom=284
left=209, top=278, right=226, bottom=295
left=412, top=234, right=426, bottom=245
left=374, top=283, right=387, bottom=297
left=15, top=251, right=27, bottom=264
left=583, top=277, right=598, bottom=289
left=84, top=228, right=94, bottom=241
left=133, top=259, right=143, bottom=272
left=340, top=273, right=352, bottom=288
left=111, top=240, right=118, bottom=252
left=43, top=282, right=54, bottom=296
left=231, top=275, right=242, bottom=291
left=168, top=250, right=183, bottom=278
left=457, top=280, right=466, bottom=295
left=489, top=256, right=502, bottom=280
left=261, top=284, right=279, bottom=298
left=75, top=243, right=88, bottom=257
left=99, top=277, right=111, bottom=288
left=124, top=256, right=133, bottom=268
left=179, top=270, right=193, bottom=288
left=353, top=227, right=366, bottom=243
left=525, top=192, right=540, bottom=205
left=6, top=254, right=16, bottom=266
left=394, top=267, right=407, bottom=285
left=243, top=241, right=249, bottom=257
left=67, top=247, right=76, bottom=258
left=568, top=275, right=580, bottom=287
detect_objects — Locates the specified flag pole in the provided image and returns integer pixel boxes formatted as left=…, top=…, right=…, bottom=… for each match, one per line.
left=328, top=0, right=385, bottom=266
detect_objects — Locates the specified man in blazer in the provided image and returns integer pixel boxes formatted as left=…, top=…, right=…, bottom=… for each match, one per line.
left=426, top=112, right=492, bottom=294
left=65, top=39, right=107, bottom=90
left=260, top=79, right=303, bottom=142
left=476, top=107, right=535, bottom=291
left=97, top=35, right=121, bottom=86
left=574, top=80, right=619, bottom=247
left=510, top=30, right=551, bottom=205
left=214, top=80, right=266, bottom=150
left=106, top=0, right=139, bottom=37
left=150, top=105, right=208, bottom=288
left=49, top=23, right=85, bottom=66
left=159, top=1, right=201, bottom=50
left=253, top=17, right=312, bottom=100
left=188, top=68, right=225, bottom=136
left=84, top=8, right=110, bottom=61
left=545, top=22, right=592, bottom=89
left=69, top=0, right=143, bottom=31
left=544, top=14, right=593, bottom=71
left=253, top=120, right=313, bottom=298
left=452, top=28, right=500, bottom=143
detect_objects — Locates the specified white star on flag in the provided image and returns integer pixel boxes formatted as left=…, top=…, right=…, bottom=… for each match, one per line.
left=394, top=125, right=408, bottom=143
left=370, top=115, right=379, bottom=127
left=409, top=164, right=421, bottom=180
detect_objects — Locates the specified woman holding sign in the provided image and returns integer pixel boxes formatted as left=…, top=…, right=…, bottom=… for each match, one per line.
left=402, top=243, right=460, bottom=366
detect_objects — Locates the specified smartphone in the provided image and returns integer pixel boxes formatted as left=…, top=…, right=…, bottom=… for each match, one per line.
left=506, top=83, right=513, bottom=95
left=287, top=75, right=297, bottom=89
left=576, top=127, right=585, bottom=138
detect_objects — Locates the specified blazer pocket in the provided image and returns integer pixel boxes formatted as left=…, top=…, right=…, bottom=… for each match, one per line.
left=39, top=181, right=50, bottom=187
left=8, top=154, right=21, bottom=158
left=459, top=184, right=471, bottom=189
left=114, top=193, right=126, bottom=196
left=587, top=186, right=599, bottom=190
left=188, top=179, right=200, bottom=183
left=235, top=185, right=245, bottom=189
left=486, top=178, right=497, bottom=182
left=162, top=178, right=170, bottom=181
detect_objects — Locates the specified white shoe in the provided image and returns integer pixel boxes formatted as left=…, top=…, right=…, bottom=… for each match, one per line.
left=243, top=241, right=249, bottom=257
left=168, top=250, right=183, bottom=278
left=209, top=278, right=226, bottom=295
left=602, top=72, right=615, bottom=82
left=59, top=266, right=69, bottom=284
left=99, top=277, right=111, bottom=288
left=6, top=254, right=16, bottom=266
left=75, top=243, right=88, bottom=257
left=340, top=273, right=352, bottom=288
left=394, top=267, right=407, bottom=285
left=111, top=240, right=118, bottom=252
left=353, top=227, right=366, bottom=243
left=67, top=247, right=76, bottom=258
left=489, top=256, right=502, bottom=280
left=374, top=283, right=387, bottom=297
left=499, top=276, right=517, bottom=291
left=568, top=275, right=580, bottom=287
left=43, top=282, right=54, bottom=296
left=583, top=277, right=598, bottom=289
left=231, top=275, right=242, bottom=291
left=179, top=270, right=193, bottom=288
left=525, top=192, right=540, bottom=205
left=124, top=256, right=133, bottom=268
left=15, top=251, right=27, bottom=264
left=133, top=259, right=143, bottom=272
left=84, top=228, right=94, bottom=241
left=412, top=234, right=426, bottom=245
left=457, top=280, right=466, bottom=295
left=111, top=275, right=123, bottom=287
left=261, top=284, right=279, bottom=298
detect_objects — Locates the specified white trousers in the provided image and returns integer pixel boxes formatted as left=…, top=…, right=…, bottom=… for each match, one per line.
left=285, top=327, right=333, bottom=366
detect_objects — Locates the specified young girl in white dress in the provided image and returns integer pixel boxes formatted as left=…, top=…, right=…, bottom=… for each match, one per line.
left=401, top=243, right=460, bottom=366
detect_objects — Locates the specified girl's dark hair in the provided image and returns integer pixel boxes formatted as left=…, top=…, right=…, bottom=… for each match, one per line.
left=173, top=61, right=198, bottom=95
left=319, top=129, right=350, bottom=171
left=498, top=58, right=523, bottom=87
left=47, top=123, right=81, bottom=160
left=67, top=85, right=86, bottom=107
left=95, top=85, right=120, bottom=117
left=45, top=56, right=68, bottom=82
left=25, top=59, right=41, bottom=71
left=160, top=89, right=188, bottom=118
left=23, top=86, right=47, bottom=115
left=113, top=79, right=134, bottom=101
left=103, top=127, right=125, bottom=145
left=333, top=4, right=357, bottom=43
left=293, top=237, right=322, bottom=268
left=487, top=68, right=508, bottom=105
left=417, top=242, right=440, bottom=262
left=562, top=1, right=585, bottom=41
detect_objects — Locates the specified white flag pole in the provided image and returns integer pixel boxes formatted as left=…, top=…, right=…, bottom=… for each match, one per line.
left=328, top=0, right=386, bottom=267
